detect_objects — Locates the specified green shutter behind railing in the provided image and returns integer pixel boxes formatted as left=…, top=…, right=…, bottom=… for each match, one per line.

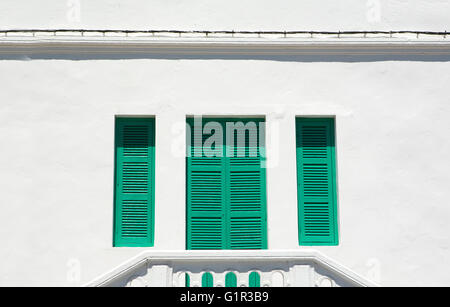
left=114, top=117, right=155, bottom=247
left=249, top=272, right=261, bottom=287
left=225, top=272, right=237, bottom=287
left=187, top=118, right=267, bottom=250
left=185, top=273, right=190, bottom=287
left=202, top=272, right=214, bottom=287
left=296, top=118, right=338, bottom=245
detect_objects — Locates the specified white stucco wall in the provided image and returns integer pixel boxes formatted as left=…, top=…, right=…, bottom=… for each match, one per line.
left=0, top=0, right=449, bottom=31
left=0, top=56, right=449, bottom=286
left=0, top=1, right=449, bottom=287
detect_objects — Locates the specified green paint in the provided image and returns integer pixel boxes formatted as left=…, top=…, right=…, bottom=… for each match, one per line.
left=225, top=272, right=237, bottom=287
left=249, top=272, right=260, bottom=287
left=296, top=118, right=339, bottom=245
left=185, top=273, right=190, bottom=287
left=186, top=118, right=267, bottom=250
left=113, top=117, right=155, bottom=247
left=202, top=272, right=214, bottom=287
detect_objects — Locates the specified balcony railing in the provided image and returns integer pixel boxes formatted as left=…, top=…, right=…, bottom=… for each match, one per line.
left=85, top=250, right=377, bottom=287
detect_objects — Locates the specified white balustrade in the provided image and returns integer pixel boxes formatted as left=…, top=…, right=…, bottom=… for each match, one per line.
left=86, top=250, right=377, bottom=287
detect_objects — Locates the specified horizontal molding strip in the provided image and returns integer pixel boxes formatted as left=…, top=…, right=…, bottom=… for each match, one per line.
left=1, top=29, right=449, bottom=57
left=0, top=29, right=448, bottom=37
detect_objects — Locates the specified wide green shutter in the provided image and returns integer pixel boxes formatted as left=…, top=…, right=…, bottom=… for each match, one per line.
left=296, top=118, right=338, bottom=245
left=187, top=118, right=267, bottom=250
left=114, top=117, right=155, bottom=247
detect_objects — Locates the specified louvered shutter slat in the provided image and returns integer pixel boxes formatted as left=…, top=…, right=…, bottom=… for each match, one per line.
left=296, top=118, right=338, bottom=245
left=114, top=118, right=155, bottom=247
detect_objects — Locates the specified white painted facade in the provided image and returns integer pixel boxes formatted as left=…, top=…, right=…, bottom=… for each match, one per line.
left=0, top=1, right=449, bottom=286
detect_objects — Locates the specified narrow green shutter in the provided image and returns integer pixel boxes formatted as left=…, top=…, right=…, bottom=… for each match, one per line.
left=249, top=272, right=261, bottom=287
left=202, top=272, right=214, bottom=287
left=186, top=118, right=267, bottom=250
left=185, top=273, right=190, bottom=287
left=114, top=117, right=155, bottom=247
left=225, top=272, right=237, bottom=287
left=296, top=118, right=338, bottom=245
left=226, top=118, right=267, bottom=249
left=187, top=118, right=226, bottom=249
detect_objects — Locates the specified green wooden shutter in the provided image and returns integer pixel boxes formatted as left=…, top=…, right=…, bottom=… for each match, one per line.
left=226, top=118, right=267, bottom=249
left=186, top=118, right=267, bottom=250
left=187, top=118, right=226, bottom=249
left=249, top=272, right=261, bottom=287
left=202, top=272, right=214, bottom=287
left=114, top=117, right=155, bottom=247
left=225, top=272, right=237, bottom=287
left=185, top=273, right=190, bottom=287
left=296, top=118, right=338, bottom=245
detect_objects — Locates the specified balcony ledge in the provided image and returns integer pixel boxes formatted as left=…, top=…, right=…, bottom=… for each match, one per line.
left=85, top=250, right=378, bottom=287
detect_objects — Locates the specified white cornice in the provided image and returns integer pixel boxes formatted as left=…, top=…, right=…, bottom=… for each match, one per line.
left=1, top=30, right=449, bottom=57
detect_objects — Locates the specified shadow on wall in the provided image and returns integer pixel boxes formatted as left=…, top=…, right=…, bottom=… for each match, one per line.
left=1, top=44, right=450, bottom=62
